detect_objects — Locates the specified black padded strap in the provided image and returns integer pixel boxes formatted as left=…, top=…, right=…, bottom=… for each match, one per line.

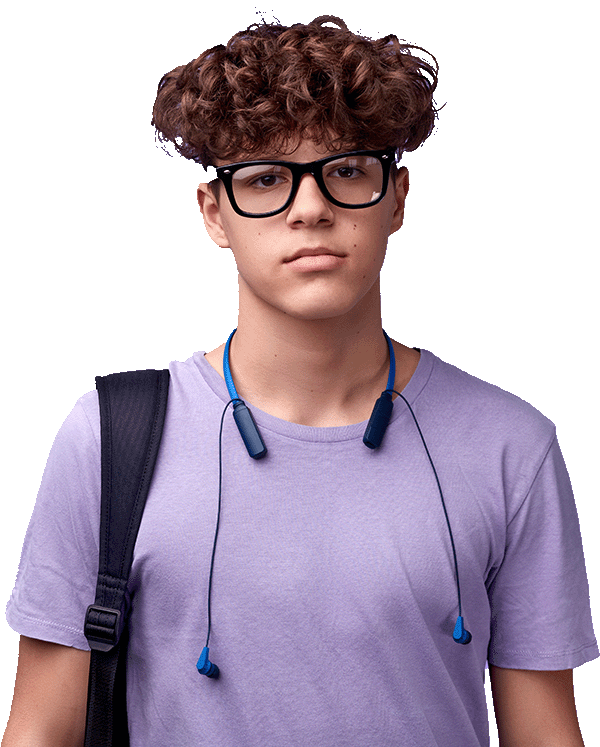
left=84, top=369, right=170, bottom=747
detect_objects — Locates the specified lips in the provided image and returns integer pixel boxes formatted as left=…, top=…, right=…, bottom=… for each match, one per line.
left=285, top=247, right=345, bottom=263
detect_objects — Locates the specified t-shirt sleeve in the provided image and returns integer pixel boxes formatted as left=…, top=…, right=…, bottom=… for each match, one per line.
left=487, top=434, right=599, bottom=669
left=5, top=393, right=101, bottom=650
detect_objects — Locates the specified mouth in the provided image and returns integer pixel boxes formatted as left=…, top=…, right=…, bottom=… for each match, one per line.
left=284, top=247, right=345, bottom=263
left=284, top=249, right=347, bottom=272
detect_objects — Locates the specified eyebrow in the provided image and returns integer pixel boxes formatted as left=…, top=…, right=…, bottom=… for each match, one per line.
left=224, top=150, right=364, bottom=167
left=236, top=143, right=360, bottom=162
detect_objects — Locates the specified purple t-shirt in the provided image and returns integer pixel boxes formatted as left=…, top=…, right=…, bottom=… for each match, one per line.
left=6, top=349, right=598, bottom=746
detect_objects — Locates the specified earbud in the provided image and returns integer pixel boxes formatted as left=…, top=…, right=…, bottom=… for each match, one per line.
left=197, top=647, right=220, bottom=678
left=452, top=616, right=472, bottom=645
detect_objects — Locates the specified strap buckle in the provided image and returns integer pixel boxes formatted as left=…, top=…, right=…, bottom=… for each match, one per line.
left=84, top=604, right=122, bottom=652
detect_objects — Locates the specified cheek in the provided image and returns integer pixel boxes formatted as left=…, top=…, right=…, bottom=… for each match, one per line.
left=222, top=221, right=265, bottom=270
left=227, top=230, right=284, bottom=295
left=351, top=222, right=390, bottom=274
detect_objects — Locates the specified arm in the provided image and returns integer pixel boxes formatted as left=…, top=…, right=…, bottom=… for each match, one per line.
left=2, top=636, right=90, bottom=747
left=489, top=665, right=585, bottom=747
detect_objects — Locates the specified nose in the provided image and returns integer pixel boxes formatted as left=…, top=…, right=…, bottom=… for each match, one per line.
left=286, top=173, right=334, bottom=226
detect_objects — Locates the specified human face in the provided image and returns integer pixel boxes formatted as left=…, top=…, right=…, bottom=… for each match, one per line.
left=197, top=140, right=409, bottom=323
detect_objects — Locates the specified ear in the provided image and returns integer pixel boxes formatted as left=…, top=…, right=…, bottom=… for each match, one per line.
left=197, top=182, right=230, bottom=248
left=389, top=166, right=409, bottom=236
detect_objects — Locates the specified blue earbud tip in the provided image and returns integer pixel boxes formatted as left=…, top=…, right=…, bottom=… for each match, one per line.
left=197, top=647, right=220, bottom=678
left=453, top=616, right=472, bottom=645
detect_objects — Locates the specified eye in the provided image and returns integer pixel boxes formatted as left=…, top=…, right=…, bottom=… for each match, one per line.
left=235, top=166, right=291, bottom=190
left=249, top=173, right=286, bottom=188
left=330, top=166, right=362, bottom=179
left=326, top=165, right=365, bottom=180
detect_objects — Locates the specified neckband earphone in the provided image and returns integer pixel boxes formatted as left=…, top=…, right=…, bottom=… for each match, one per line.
left=197, top=329, right=471, bottom=679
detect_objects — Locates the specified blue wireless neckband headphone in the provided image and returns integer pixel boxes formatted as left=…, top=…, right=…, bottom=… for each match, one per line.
left=197, top=328, right=471, bottom=679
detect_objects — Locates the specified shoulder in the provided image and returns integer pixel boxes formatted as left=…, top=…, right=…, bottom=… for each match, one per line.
left=422, top=350, right=556, bottom=439
left=414, top=352, right=558, bottom=486
left=45, top=389, right=101, bottom=465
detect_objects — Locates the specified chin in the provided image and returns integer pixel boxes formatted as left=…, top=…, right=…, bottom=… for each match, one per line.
left=278, top=295, right=367, bottom=321
left=243, top=275, right=379, bottom=322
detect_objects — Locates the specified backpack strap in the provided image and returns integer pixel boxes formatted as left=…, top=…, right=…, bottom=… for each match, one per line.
left=84, top=368, right=170, bottom=747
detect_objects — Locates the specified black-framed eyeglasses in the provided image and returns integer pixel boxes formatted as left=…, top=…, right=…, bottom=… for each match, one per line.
left=215, top=148, right=396, bottom=218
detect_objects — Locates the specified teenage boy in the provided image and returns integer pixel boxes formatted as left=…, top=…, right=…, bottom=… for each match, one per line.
left=3, top=16, right=598, bottom=747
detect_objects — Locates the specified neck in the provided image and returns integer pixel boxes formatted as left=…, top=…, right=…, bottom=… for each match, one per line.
left=229, top=318, right=389, bottom=426
left=206, top=279, right=419, bottom=427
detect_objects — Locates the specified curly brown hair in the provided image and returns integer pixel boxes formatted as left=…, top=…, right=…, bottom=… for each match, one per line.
left=152, top=16, right=439, bottom=167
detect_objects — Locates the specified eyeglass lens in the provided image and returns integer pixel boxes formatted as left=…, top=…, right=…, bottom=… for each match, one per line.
left=230, top=154, right=384, bottom=215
